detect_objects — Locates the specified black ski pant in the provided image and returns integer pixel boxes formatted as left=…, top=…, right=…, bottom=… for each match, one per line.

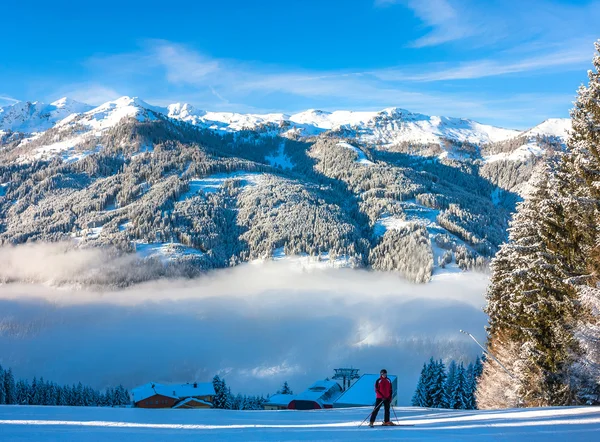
left=370, top=398, right=390, bottom=423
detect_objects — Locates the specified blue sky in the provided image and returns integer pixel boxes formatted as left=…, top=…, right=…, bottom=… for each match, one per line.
left=1, top=0, right=599, bottom=128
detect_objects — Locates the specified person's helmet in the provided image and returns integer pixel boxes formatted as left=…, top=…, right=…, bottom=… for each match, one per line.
left=380, top=369, right=387, bottom=374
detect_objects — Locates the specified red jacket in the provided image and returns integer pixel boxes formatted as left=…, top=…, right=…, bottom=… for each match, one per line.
left=375, top=376, right=393, bottom=400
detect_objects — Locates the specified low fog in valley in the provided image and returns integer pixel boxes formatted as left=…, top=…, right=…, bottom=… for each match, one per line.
left=0, top=243, right=488, bottom=404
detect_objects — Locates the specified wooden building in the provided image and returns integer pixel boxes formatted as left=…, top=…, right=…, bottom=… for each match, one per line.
left=131, top=382, right=215, bottom=409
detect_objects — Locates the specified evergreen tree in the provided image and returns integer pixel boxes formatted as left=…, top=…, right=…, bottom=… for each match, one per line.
left=465, top=362, right=476, bottom=410
left=56, top=385, right=65, bottom=406
left=5, top=368, right=18, bottom=405
left=480, top=40, right=600, bottom=408
left=450, top=363, right=469, bottom=410
left=15, top=380, right=28, bottom=405
left=105, top=387, right=115, bottom=407
left=224, top=387, right=234, bottom=410
left=430, top=359, right=448, bottom=408
left=30, top=377, right=39, bottom=405
left=445, top=361, right=458, bottom=409
left=277, top=381, right=293, bottom=395
left=74, top=382, right=84, bottom=406
left=212, top=375, right=229, bottom=409
left=565, top=40, right=600, bottom=404
left=411, top=363, right=430, bottom=407
left=481, top=165, right=582, bottom=407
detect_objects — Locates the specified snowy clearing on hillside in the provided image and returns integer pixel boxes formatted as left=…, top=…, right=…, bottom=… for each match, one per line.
left=71, top=227, right=104, bottom=242
left=17, top=134, right=100, bottom=163
left=259, top=247, right=356, bottom=269
left=337, top=142, right=374, bottom=165
left=1, top=405, right=599, bottom=441
left=180, top=172, right=265, bottom=199
left=265, top=143, right=293, bottom=169
left=484, top=140, right=546, bottom=163
left=134, top=242, right=204, bottom=261
left=373, top=215, right=411, bottom=237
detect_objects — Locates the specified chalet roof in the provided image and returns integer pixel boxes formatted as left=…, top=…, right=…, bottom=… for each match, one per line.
left=131, top=382, right=215, bottom=403
left=172, top=397, right=213, bottom=409
left=265, top=393, right=295, bottom=406
left=294, top=380, right=342, bottom=405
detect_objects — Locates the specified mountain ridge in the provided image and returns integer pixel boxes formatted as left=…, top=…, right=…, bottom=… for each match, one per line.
left=1, top=95, right=568, bottom=142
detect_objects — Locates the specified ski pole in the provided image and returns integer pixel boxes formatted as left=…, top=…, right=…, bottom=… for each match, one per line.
left=391, top=403, right=400, bottom=424
left=358, top=400, right=384, bottom=428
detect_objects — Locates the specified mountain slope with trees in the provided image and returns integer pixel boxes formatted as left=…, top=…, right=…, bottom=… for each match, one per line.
left=0, top=89, right=569, bottom=286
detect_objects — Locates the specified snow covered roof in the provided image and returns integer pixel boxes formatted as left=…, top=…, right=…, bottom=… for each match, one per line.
left=265, top=394, right=295, bottom=406
left=131, top=382, right=215, bottom=403
left=294, top=380, right=343, bottom=404
left=172, top=397, right=213, bottom=409
left=334, top=374, right=397, bottom=407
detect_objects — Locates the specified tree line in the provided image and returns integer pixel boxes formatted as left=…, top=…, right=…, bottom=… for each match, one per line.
left=0, top=364, right=130, bottom=407
left=412, top=357, right=483, bottom=409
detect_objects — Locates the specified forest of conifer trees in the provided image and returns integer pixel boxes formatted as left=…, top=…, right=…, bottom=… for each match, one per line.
left=0, top=364, right=130, bottom=407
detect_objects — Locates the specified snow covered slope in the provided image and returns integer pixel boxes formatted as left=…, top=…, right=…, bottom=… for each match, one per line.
left=0, top=98, right=92, bottom=133
left=523, top=118, right=571, bottom=139
left=60, top=96, right=163, bottom=132
left=483, top=118, right=570, bottom=163
left=1, top=405, right=599, bottom=441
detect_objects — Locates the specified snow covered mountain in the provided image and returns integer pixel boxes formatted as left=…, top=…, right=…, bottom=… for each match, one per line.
left=0, top=95, right=572, bottom=286
left=0, top=96, right=570, bottom=160
left=0, top=97, right=93, bottom=134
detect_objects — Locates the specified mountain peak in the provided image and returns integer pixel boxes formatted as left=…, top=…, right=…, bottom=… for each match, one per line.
left=51, top=97, right=75, bottom=107
left=167, top=102, right=204, bottom=119
left=109, top=96, right=150, bottom=109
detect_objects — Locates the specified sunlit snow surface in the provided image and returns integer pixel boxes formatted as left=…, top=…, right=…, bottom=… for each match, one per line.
left=1, top=405, right=599, bottom=441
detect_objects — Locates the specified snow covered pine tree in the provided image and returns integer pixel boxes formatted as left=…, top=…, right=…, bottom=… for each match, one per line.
left=478, top=40, right=600, bottom=408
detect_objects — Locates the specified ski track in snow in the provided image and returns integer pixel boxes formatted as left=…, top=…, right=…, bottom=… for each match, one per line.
left=0, top=405, right=599, bottom=441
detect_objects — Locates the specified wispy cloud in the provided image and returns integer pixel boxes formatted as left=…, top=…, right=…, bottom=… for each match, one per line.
left=51, top=83, right=122, bottom=105
left=0, top=95, right=20, bottom=105
left=376, top=0, right=482, bottom=47
left=74, top=39, right=588, bottom=127
left=405, top=0, right=476, bottom=47
left=374, top=44, right=593, bottom=82
left=376, top=0, right=600, bottom=50
left=153, top=42, right=220, bottom=85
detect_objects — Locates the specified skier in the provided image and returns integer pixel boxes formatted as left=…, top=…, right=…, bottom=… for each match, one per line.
left=369, top=369, right=395, bottom=427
